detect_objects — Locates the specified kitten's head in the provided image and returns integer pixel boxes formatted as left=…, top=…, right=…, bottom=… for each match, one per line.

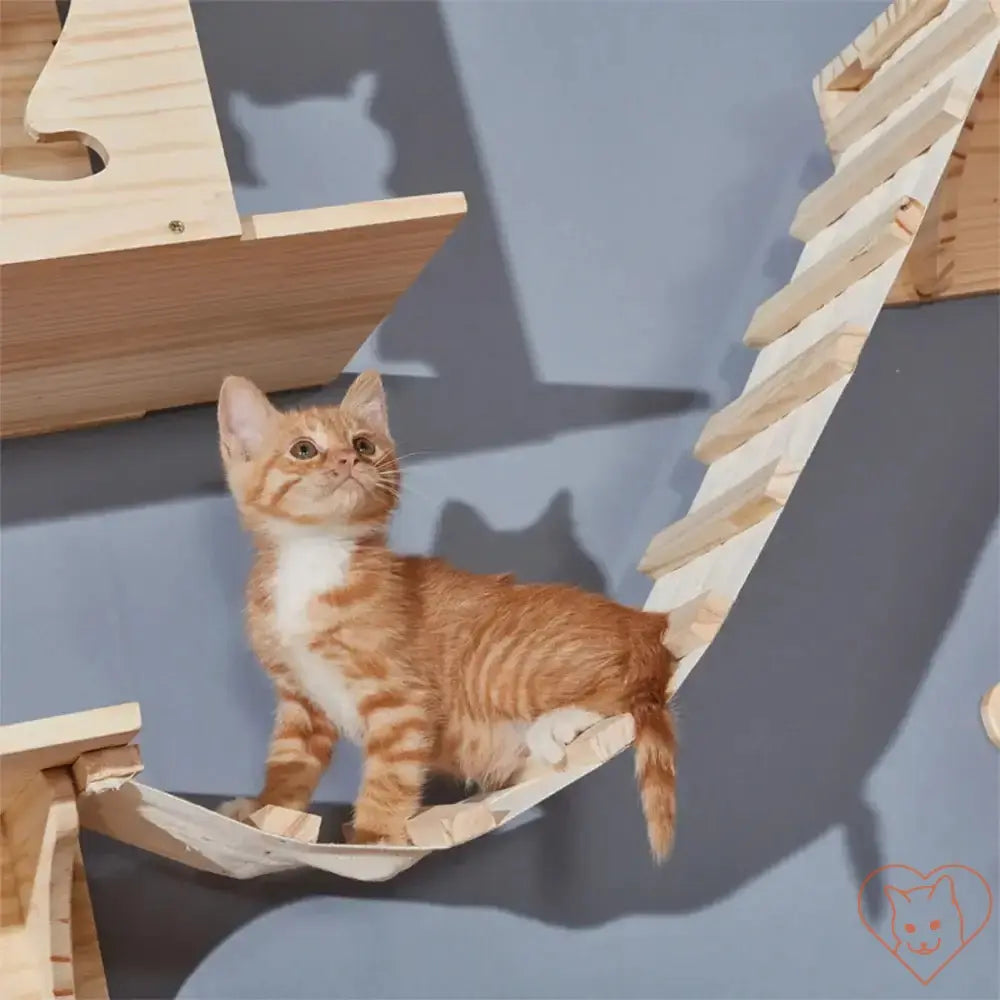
left=885, top=875, right=964, bottom=956
left=217, top=370, right=399, bottom=538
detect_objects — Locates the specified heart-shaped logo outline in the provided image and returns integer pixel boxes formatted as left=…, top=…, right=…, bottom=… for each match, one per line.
left=857, top=864, right=994, bottom=985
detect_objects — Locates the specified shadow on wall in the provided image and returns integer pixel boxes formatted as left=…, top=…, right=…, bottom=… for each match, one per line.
left=0, top=0, right=707, bottom=528
left=84, top=297, right=998, bottom=999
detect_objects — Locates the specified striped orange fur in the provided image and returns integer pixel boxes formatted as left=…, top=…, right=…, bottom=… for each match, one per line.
left=217, top=371, right=678, bottom=859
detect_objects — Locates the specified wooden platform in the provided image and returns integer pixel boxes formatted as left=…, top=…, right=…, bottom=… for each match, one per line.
left=0, top=0, right=466, bottom=437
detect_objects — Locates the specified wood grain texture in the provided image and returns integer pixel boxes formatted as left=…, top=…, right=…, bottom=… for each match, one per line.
left=744, top=197, right=924, bottom=348
left=71, top=745, right=144, bottom=795
left=248, top=805, right=321, bottom=844
left=816, top=0, right=950, bottom=93
left=642, top=9, right=997, bottom=718
left=70, top=849, right=108, bottom=1000
left=0, top=0, right=242, bottom=264
left=0, top=770, right=80, bottom=1000
left=662, top=592, right=733, bottom=658
left=75, top=715, right=637, bottom=881
left=639, top=459, right=800, bottom=578
left=695, top=325, right=869, bottom=463
left=0, top=0, right=94, bottom=181
left=888, top=54, right=999, bottom=301
left=0, top=194, right=467, bottom=437
left=0, top=703, right=141, bottom=776
left=793, top=78, right=969, bottom=241
left=826, top=0, right=998, bottom=153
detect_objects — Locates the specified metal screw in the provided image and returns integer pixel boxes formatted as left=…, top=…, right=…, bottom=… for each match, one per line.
left=168, top=219, right=185, bottom=234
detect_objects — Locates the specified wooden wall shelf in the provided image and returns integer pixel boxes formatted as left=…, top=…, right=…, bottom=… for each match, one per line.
left=0, top=0, right=466, bottom=437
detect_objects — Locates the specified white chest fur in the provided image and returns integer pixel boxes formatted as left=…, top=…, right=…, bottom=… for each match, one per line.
left=270, top=533, right=365, bottom=744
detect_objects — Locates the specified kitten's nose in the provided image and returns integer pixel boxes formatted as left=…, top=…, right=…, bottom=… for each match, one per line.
left=331, top=450, right=356, bottom=471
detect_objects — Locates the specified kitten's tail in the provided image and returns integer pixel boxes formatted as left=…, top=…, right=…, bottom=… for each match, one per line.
left=630, top=630, right=678, bottom=863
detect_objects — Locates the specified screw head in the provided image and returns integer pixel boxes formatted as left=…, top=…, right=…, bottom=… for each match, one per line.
left=168, top=219, right=185, bottom=234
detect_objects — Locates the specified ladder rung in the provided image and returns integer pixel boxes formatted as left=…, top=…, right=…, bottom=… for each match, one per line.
left=745, top=197, right=924, bottom=348
left=827, top=0, right=997, bottom=153
left=639, top=458, right=799, bottom=578
left=695, top=324, right=869, bottom=463
left=793, top=78, right=968, bottom=241
left=663, top=591, right=733, bottom=658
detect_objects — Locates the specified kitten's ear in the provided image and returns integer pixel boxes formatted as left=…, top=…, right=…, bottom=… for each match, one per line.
left=342, top=369, right=388, bottom=434
left=218, top=376, right=278, bottom=461
left=929, top=875, right=957, bottom=904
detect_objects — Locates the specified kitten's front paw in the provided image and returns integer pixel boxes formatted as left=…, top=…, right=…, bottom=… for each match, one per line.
left=217, top=796, right=260, bottom=823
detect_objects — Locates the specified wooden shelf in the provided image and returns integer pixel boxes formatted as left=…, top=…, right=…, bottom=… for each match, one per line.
left=0, top=0, right=466, bottom=437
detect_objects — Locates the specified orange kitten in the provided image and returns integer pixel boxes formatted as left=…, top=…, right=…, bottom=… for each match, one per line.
left=217, top=371, right=678, bottom=860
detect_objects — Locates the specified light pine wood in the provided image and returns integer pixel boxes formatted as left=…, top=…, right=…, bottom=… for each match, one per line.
left=0, top=703, right=141, bottom=777
left=695, top=325, right=870, bottom=463
left=792, top=78, right=969, bottom=241
left=1, top=194, right=467, bottom=437
left=248, top=805, right=321, bottom=844
left=70, top=849, right=109, bottom=1000
left=863, top=0, right=953, bottom=69
left=0, top=0, right=94, bottom=181
left=888, top=54, right=1000, bottom=301
left=826, top=0, right=999, bottom=153
left=406, top=802, right=503, bottom=849
left=744, top=198, right=924, bottom=348
left=639, top=459, right=800, bottom=578
left=71, top=744, right=144, bottom=795
left=1, top=770, right=80, bottom=1000
left=663, top=591, right=733, bottom=658
left=0, top=0, right=242, bottom=263
left=982, top=684, right=1000, bottom=748
left=0, top=0, right=468, bottom=438
left=818, top=0, right=951, bottom=93
left=642, top=6, right=997, bottom=741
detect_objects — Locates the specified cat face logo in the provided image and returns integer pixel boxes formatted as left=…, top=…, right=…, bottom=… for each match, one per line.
left=858, top=865, right=993, bottom=984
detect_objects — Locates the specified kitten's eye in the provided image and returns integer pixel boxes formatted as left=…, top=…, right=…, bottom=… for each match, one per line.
left=904, top=923, right=916, bottom=934
left=290, top=438, right=319, bottom=460
left=353, top=436, right=376, bottom=458
left=930, top=920, right=941, bottom=931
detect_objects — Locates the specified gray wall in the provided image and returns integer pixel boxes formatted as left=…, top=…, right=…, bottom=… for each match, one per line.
left=2, top=2, right=997, bottom=997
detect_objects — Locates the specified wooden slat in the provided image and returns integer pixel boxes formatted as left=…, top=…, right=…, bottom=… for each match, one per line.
left=71, top=744, right=144, bottom=795
left=744, top=197, right=924, bottom=348
left=663, top=591, right=733, bottom=658
left=862, top=0, right=952, bottom=71
left=406, top=802, right=503, bottom=849
left=248, top=805, right=321, bottom=844
left=817, top=0, right=950, bottom=93
left=0, top=703, right=141, bottom=777
left=696, top=325, right=869, bottom=462
left=792, top=78, right=969, bottom=240
left=638, top=459, right=800, bottom=578
left=826, top=0, right=999, bottom=153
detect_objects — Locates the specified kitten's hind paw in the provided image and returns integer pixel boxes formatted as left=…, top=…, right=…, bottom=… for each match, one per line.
left=217, top=796, right=259, bottom=823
